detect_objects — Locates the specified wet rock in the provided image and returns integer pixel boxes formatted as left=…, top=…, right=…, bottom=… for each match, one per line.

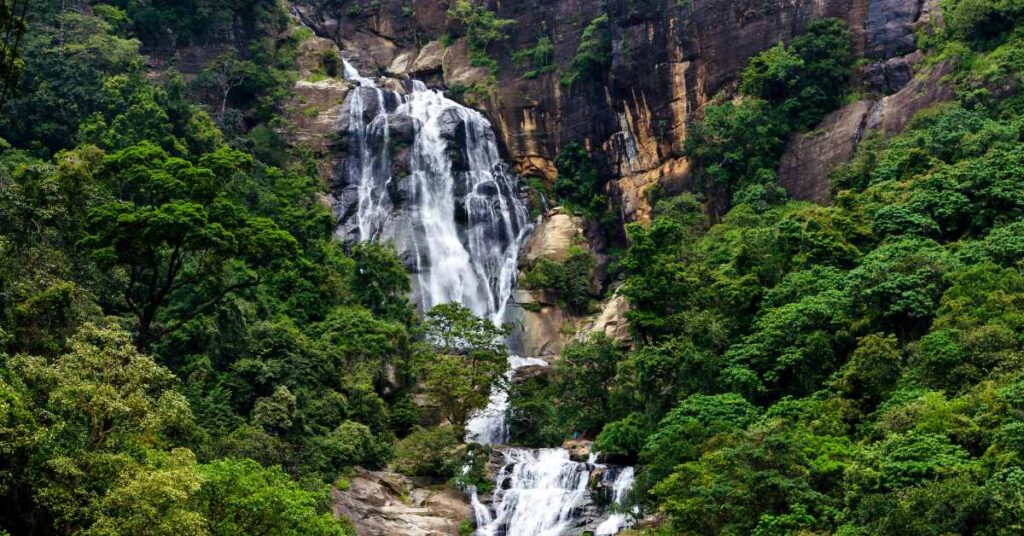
left=866, top=0, right=926, bottom=59
left=865, top=55, right=915, bottom=94
left=388, top=114, right=419, bottom=142
left=437, top=108, right=465, bottom=142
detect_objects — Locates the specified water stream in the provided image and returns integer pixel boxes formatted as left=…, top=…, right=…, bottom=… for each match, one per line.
left=340, top=60, right=634, bottom=535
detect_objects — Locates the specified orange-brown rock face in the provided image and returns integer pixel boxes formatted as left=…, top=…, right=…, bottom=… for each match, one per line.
left=293, top=0, right=940, bottom=218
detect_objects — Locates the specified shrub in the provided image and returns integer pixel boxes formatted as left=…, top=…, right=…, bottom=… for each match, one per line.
left=392, top=427, right=463, bottom=478
left=560, top=15, right=611, bottom=86
left=553, top=141, right=606, bottom=217
left=512, top=36, right=555, bottom=78
left=521, top=246, right=596, bottom=315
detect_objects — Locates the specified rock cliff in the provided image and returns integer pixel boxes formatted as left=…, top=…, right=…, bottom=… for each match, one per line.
left=292, top=0, right=945, bottom=222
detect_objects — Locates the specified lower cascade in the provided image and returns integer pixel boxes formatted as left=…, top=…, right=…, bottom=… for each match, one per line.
left=339, top=60, right=634, bottom=535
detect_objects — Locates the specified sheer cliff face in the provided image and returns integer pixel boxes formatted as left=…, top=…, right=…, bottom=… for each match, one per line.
left=293, top=0, right=936, bottom=221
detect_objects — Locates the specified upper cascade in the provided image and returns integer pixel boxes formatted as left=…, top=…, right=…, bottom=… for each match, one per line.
left=337, top=60, right=531, bottom=324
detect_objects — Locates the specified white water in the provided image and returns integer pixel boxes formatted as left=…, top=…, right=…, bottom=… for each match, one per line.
left=340, top=61, right=634, bottom=536
left=595, top=467, right=637, bottom=535
left=343, top=60, right=394, bottom=243
left=476, top=448, right=594, bottom=536
left=466, top=356, right=548, bottom=446
left=342, top=61, right=530, bottom=324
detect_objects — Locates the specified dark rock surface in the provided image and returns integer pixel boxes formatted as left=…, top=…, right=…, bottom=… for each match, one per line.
left=778, top=100, right=874, bottom=204
left=865, top=0, right=926, bottom=58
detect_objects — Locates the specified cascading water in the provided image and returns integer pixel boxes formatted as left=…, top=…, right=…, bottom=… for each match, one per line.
left=465, top=356, right=548, bottom=445
left=477, top=449, right=593, bottom=536
left=339, top=60, right=635, bottom=535
left=340, top=60, right=529, bottom=323
left=595, top=467, right=637, bottom=535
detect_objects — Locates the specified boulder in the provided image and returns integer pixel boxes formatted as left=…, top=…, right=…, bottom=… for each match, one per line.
left=866, top=60, right=956, bottom=134
left=864, top=55, right=915, bottom=94
left=581, top=293, right=632, bottom=346
left=509, top=296, right=567, bottom=358
left=563, top=440, right=594, bottom=462
left=296, top=36, right=341, bottom=78
left=410, top=40, right=446, bottom=76
left=866, top=0, right=928, bottom=59
left=332, top=469, right=469, bottom=536
left=521, top=209, right=586, bottom=266
left=387, top=51, right=416, bottom=77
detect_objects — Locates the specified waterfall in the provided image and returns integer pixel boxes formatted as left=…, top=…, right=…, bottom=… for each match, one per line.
left=595, top=467, right=637, bottom=535
left=476, top=449, right=593, bottom=536
left=340, top=60, right=530, bottom=324
left=343, top=60, right=394, bottom=243
left=466, top=356, right=548, bottom=446
left=339, top=60, right=634, bottom=536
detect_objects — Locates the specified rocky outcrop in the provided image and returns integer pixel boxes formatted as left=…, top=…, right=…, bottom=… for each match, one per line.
left=579, top=292, right=631, bottom=346
left=509, top=289, right=568, bottom=358
left=332, top=469, right=469, bottom=536
left=778, top=59, right=956, bottom=201
left=778, top=100, right=873, bottom=204
left=522, top=208, right=589, bottom=266
left=284, top=79, right=351, bottom=151
left=866, top=60, right=957, bottom=134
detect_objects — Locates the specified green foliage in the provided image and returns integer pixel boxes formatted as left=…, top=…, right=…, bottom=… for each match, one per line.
left=640, top=394, right=759, bottom=486
left=420, top=303, right=508, bottom=430
left=0, top=3, right=416, bottom=532
left=521, top=247, right=596, bottom=315
left=553, top=141, right=606, bottom=217
left=196, top=458, right=352, bottom=536
left=0, top=0, right=28, bottom=109
left=318, top=421, right=391, bottom=472
left=560, top=15, right=612, bottom=87
left=741, top=19, right=853, bottom=129
left=392, top=426, right=463, bottom=478
left=553, top=334, right=625, bottom=436
left=945, top=0, right=1024, bottom=48
left=533, top=28, right=1024, bottom=534
left=688, top=19, right=853, bottom=202
left=685, top=98, right=789, bottom=196
left=512, top=36, right=556, bottom=79
left=447, top=0, right=515, bottom=75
